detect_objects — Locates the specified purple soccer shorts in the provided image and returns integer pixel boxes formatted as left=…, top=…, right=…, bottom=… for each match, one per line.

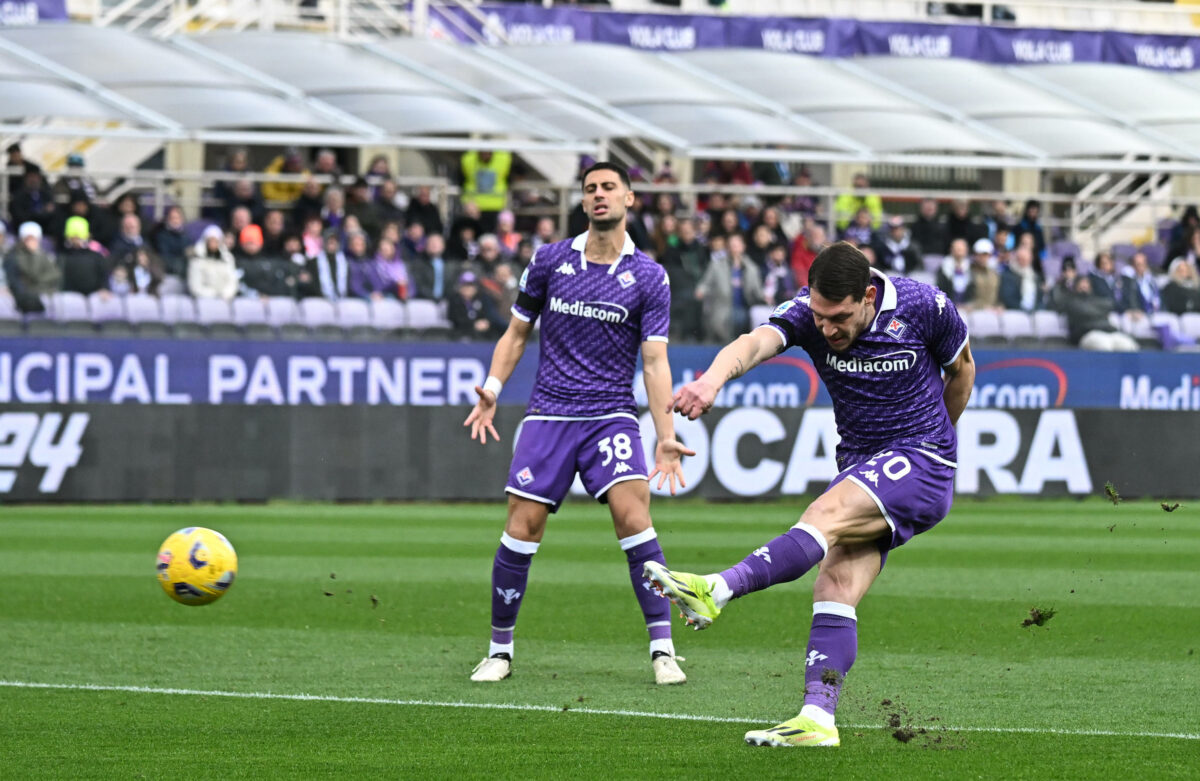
left=827, top=446, right=956, bottom=559
left=505, top=414, right=648, bottom=512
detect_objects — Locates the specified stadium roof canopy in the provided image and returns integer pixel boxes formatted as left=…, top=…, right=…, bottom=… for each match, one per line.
left=3, top=25, right=1200, bottom=172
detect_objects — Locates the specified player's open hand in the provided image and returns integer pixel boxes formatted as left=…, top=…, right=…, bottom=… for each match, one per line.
left=463, top=385, right=500, bottom=444
left=671, top=378, right=717, bottom=420
left=648, top=438, right=696, bottom=495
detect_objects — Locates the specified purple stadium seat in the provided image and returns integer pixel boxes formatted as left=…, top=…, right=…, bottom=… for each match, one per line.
left=336, top=299, right=370, bottom=329
left=231, top=297, right=267, bottom=326
left=1000, top=310, right=1035, bottom=341
left=406, top=299, right=450, bottom=330
left=969, top=309, right=1002, bottom=340
left=196, top=297, right=233, bottom=325
left=1120, top=311, right=1155, bottom=340
left=908, top=270, right=935, bottom=287
left=160, top=294, right=198, bottom=324
left=124, top=294, right=161, bottom=324
left=1157, top=218, right=1178, bottom=247
left=922, top=254, right=943, bottom=272
left=265, top=296, right=299, bottom=327
left=299, top=298, right=336, bottom=328
left=1111, top=243, right=1137, bottom=265
left=370, top=298, right=405, bottom=330
left=749, top=304, right=773, bottom=326
left=1139, top=243, right=1166, bottom=269
left=1182, top=313, right=1200, bottom=339
left=1049, top=240, right=1081, bottom=261
left=0, top=293, right=18, bottom=321
left=88, top=292, right=124, bottom=322
left=184, top=220, right=218, bottom=244
left=1033, top=310, right=1069, bottom=340
left=51, top=291, right=89, bottom=322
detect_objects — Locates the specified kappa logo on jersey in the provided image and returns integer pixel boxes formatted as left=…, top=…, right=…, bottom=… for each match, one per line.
left=613, top=461, right=631, bottom=475
left=555, top=262, right=576, bottom=276
left=806, top=650, right=829, bottom=667
left=935, top=292, right=947, bottom=315
left=662, top=270, right=670, bottom=285
left=516, top=466, right=534, bottom=486
left=547, top=297, right=629, bottom=323
left=885, top=317, right=907, bottom=340
left=618, top=270, right=636, bottom=289
left=772, top=300, right=796, bottom=318
left=826, top=349, right=916, bottom=374
left=496, top=587, right=522, bottom=605
left=752, top=546, right=772, bottom=564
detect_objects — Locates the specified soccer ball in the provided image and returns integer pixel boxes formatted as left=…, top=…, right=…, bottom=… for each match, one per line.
left=156, top=527, right=238, bottom=606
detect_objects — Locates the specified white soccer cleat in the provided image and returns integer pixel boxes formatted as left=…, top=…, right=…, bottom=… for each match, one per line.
left=470, top=653, right=512, bottom=682
left=652, top=651, right=687, bottom=685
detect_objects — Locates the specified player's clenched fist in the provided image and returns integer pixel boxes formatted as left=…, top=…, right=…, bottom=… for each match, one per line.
left=671, top=378, right=717, bottom=420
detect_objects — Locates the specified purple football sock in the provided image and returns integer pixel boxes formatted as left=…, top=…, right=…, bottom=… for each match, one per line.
left=489, top=532, right=539, bottom=656
left=803, top=602, right=858, bottom=717
left=718, top=522, right=828, bottom=598
left=620, top=528, right=672, bottom=646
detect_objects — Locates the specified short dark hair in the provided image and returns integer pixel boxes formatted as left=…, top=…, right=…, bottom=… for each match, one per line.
left=809, top=241, right=871, bottom=302
left=581, top=161, right=631, bottom=191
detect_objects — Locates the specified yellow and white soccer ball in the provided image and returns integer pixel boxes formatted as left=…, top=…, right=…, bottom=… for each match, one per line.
left=156, top=527, right=238, bottom=606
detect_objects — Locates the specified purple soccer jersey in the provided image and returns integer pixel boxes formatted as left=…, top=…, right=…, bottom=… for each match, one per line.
left=764, top=269, right=969, bottom=468
left=512, top=232, right=671, bottom=417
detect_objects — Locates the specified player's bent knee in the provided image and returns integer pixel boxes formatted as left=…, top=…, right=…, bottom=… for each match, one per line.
left=506, top=496, right=550, bottom=542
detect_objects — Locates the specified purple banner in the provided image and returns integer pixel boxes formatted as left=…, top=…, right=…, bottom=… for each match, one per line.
left=0, top=0, right=67, bottom=25
left=455, top=5, right=1200, bottom=71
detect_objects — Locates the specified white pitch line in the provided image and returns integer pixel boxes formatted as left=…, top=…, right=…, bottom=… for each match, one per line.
left=2, top=681, right=1197, bottom=742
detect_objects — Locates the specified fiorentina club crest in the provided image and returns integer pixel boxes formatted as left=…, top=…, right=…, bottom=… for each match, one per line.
left=516, top=466, right=534, bottom=486
left=885, top=317, right=907, bottom=340
left=617, top=270, right=636, bottom=289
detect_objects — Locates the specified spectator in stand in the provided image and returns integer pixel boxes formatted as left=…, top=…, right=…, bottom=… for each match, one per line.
left=985, top=200, right=1014, bottom=244
left=1123, top=251, right=1160, bottom=317
left=1087, top=251, right=1126, bottom=310
left=60, top=217, right=110, bottom=296
left=703, top=160, right=754, bottom=186
left=460, top=150, right=512, bottom=234
left=946, top=199, right=986, bottom=246
left=1015, top=232, right=1044, bottom=277
left=345, top=177, right=380, bottom=239
left=53, top=153, right=99, bottom=205
left=150, top=205, right=189, bottom=282
left=347, top=232, right=387, bottom=301
left=282, top=234, right=317, bottom=298
left=310, top=230, right=348, bottom=300
left=259, top=209, right=287, bottom=257
left=715, top=208, right=740, bottom=240
left=967, top=238, right=1001, bottom=311
left=834, top=172, right=883, bottom=231
left=992, top=227, right=1013, bottom=266
left=697, top=233, right=764, bottom=342
left=6, top=143, right=42, bottom=199
left=646, top=193, right=678, bottom=236
left=447, top=270, right=503, bottom=340
left=652, top=213, right=679, bottom=260
left=237, top=224, right=293, bottom=298
left=661, top=218, right=707, bottom=343
left=872, top=215, right=922, bottom=275
left=790, top=221, right=826, bottom=289
left=228, top=207, right=253, bottom=252
left=489, top=261, right=519, bottom=322
left=1162, top=257, right=1200, bottom=315
left=373, top=237, right=410, bottom=300
left=471, top=233, right=504, bottom=282
left=740, top=195, right=763, bottom=235
left=1172, top=224, right=1200, bottom=273
left=373, top=178, right=406, bottom=228
left=911, top=198, right=947, bottom=256
left=109, top=213, right=145, bottom=262
left=405, top=185, right=444, bottom=238
left=840, top=207, right=875, bottom=246
left=781, top=168, right=819, bottom=218
left=312, top=149, right=342, bottom=182
left=1167, top=205, right=1200, bottom=262
left=188, top=225, right=238, bottom=302
left=52, top=191, right=101, bottom=251
left=321, top=187, right=346, bottom=234
left=1013, top=199, right=1047, bottom=261
left=759, top=206, right=790, bottom=248
left=530, top=216, right=557, bottom=252
left=411, top=233, right=455, bottom=302
left=1000, top=245, right=1045, bottom=312
left=746, top=223, right=777, bottom=271
left=294, top=216, right=321, bottom=259
left=364, top=153, right=391, bottom=182
left=112, top=246, right=165, bottom=296
left=1045, top=256, right=1079, bottom=312
left=224, top=179, right=264, bottom=226
left=762, top=243, right=798, bottom=307
left=1056, top=275, right=1138, bottom=351
left=213, top=147, right=252, bottom=217
left=936, top=237, right=973, bottom=306
left=516, top=239, right=534, bottom=268
left=4, top=222, right=60, bottom=312
left=495, top=210, right=522, bottom=259
left=10, top=169, right=56, bottom=234
left=292, top=177, right=325, bottom=227
left=399, top=221, right=425, bottom=263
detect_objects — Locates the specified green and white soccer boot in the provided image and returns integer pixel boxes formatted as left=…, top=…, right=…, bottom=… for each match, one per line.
left=642, top=561, right=721, bottom=630
left=744, top=714, right=840, bottom=747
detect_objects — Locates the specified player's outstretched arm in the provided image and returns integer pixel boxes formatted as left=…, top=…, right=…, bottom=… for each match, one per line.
left=641, top=340, right=696, bottom=495
left=942, top=338, right=975, bottom=425
left=671, top=327, right=784, bottom=420
left=464, top=317, right=534, bottom=443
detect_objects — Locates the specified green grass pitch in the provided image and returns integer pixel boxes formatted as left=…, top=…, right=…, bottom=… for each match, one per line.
left=2, top=498, right=1198, bottom=779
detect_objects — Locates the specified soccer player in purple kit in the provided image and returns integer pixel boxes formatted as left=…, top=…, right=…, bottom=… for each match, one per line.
left=645, top=242, right=976, bottom=746
left=464, top=162, right=694, bottom=685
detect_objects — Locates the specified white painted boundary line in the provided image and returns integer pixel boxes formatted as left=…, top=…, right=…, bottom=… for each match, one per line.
left=2, top=681, right=1197, bottom=742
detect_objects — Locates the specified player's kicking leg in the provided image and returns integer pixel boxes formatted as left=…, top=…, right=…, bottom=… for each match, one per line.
left=744, top=542, right=880, bottom=747
left=605, top=480, right=685, bottom=685
left=471, top=495, right=549, bottom=682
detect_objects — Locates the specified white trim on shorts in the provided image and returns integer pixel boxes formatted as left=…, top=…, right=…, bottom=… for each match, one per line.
left=504, top=486, right=558, bottom=506
left=917, top=449, right=958, bottom=468
left=592, top=473, right=647, bottom=500
left=521, top=412, right=639, bottom=423
left=846, top=474, right=897, bottom=537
